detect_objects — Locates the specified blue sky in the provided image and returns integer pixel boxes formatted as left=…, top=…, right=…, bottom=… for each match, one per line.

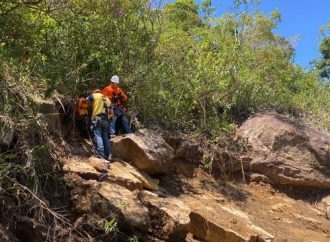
left=206, top=0, right=330, bottom=68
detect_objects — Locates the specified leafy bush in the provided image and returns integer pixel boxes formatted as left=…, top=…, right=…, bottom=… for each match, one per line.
left=0, top=0, right=329, bottom=131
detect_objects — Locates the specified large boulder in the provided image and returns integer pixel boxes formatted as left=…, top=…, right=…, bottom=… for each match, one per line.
left=189, top=212, right=251, bottom=242
left=0, top=115, right=15, bottom=147
left=63, top=157, right=159, bottom=191
left=112, top=129, right=174, bottom=175
left=188, top=205, right=274, bottom=242
left=98, top=183, right=149, bottom=231
left=236, top=113, right=330, bottom=189
left=65, top=172, right=149, bottom=233
left=63, top=159, right=101, bottom=180
left=139, top=191, right=191, bottom=241
left=107, top=159, right=159, bottom=191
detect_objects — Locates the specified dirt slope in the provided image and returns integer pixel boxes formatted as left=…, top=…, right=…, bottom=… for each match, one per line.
left=57, top=122, right=330, bottom=241
left=60, top=141, right=330, bottom=242
left=159, top=161, right=330, bottom=242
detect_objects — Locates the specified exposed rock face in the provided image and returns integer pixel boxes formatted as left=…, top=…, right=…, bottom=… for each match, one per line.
left=62, top=156, right=186, bottom=237
left=98, top=183, right=149, bottom=231
left=65, top=174, right=149, bottom=233
left=112, top=129, right=174, bottom=175
left=189, top=212, right=249, bottom=242
left=139, top=192, right=191, bottom=242
left=87, top=157, right=109, bottom=172
left=0, top=115, right=15, bottom=147
left=63, top=160, right=101, bottom=180
left=63, top=156, right=159, bottom=191
left=326, top=207, right=330, bottom=220
left=162, top=132, right=203, bottom=163
left=317, top=196, right=330, bottom=220
left=108, top=159, right=159, bottom=191
left=249, top=173, right=274, bottom=184
left=187, top=203, right=274, bottom=242
left=236, top=113, right=330, bottom=189
left=58, top=119, right=330, bottom=241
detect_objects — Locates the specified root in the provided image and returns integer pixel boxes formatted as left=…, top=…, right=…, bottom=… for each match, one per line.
left=4, top=175, right=92, bottom=241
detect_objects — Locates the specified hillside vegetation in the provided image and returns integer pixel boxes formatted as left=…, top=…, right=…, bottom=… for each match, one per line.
left=1, top=1, right=330, bottom=241
left=1, top=0, right=329, bottom=131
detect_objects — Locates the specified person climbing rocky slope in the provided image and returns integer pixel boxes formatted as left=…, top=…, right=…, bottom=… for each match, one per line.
left=1, top=97, right=330, bottom=242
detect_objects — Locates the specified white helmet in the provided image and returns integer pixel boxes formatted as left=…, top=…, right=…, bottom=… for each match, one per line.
left=111, top=75, right=120, bottom=84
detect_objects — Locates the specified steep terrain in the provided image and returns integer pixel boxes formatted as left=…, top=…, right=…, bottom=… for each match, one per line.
left=60, top=141, right=330, bottom=242
left=58, top=123, right=330, bottom=242
left=1, top=99, right=330, bottom=242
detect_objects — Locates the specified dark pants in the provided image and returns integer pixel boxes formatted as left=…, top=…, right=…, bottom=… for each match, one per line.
left=92, top=116, right=111, bottom=159
left=109, top=107, right=132, bottom=135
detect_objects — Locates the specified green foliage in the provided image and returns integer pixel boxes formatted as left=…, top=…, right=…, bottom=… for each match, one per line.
left=0, top=0, right=162, bottom=95
left=201, top=0, right=215, bottom=20
left=1, top=0, right=329, bottom=131
left=103, top=218, right=119, bottom=235
left=128, top=235, right=139, bottom=242
left=316, top=36, right=330, bottom=79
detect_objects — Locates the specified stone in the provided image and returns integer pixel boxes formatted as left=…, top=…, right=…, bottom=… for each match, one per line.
left=64, top=173, right=149, bottom=233
left=107, top=160, right=159, bottom=191
left=189, top=210, right=274, bottom=242
left=181, top=195, right=274, bottom=242
left=162, top=132, right=203, bottom=163
left=189, top=211, right=250, bottom=242
left=98, top=183, right=149, bottom=231
left=326, top=207, right=330, bottom=220
left=249, top=173, right=274, bottom=184
left=314, top=195, right=330, bottom=220
left=0, top=115, right=15, bottom=147
left=87, top=157, right=109, bottom=172
left=112, top=129, right=174, bottom=174
left=321, top=196, right=330, bottom=206
left=175, top=139, right=203, bottom=162
left=66, top=177, right=101, bottom=214
left=236, top=112, right=330, bottom=189
left=174, top=160, right=198, bottom=178
left=107, top=162, right=143, bottom=191
left=140, top=192, right=191, bottom=241
left=63, top=161, right=100, bottom=180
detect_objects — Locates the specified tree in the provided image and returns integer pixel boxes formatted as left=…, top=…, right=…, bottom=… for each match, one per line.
left=1, top=0, right=328, bottom=130
left=316, top=36, right=330, bottom=79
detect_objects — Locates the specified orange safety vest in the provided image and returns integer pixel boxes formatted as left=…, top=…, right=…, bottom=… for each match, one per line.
left=76, top=97, right=90, bottom=116
left=102, top=85, right=128, bottom=110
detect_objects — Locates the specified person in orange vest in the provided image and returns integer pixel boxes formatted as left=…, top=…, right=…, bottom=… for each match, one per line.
left=87, top=89, right=112, bottom=160
left=75, top=94, right=91, bottom=138
left=103, top=75, right=131, bottom=136
left=76, top=96, right=90, bottom=116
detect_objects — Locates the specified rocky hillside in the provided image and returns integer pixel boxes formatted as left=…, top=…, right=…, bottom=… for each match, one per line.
left=1, top=100, right=330, bottom=242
